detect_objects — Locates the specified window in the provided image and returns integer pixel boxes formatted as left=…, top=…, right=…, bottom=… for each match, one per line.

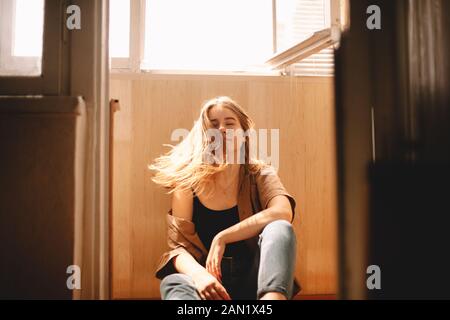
left=0, top=0, right=67, bottom=95
left=109, top=0, right=144, bottom=71
left=274, top=0, right=336, bottom=76
left=109, top=0, right=130, bottom=59
left=109, top=0, right=345, bottom=76
left=109, top=0, right=131, bottom=69
left=142, top=0, right=273, bottom=72
left=0, top=0, right=45, bottom=76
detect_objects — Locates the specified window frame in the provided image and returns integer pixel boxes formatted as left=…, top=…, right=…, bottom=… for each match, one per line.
left=109, top=0, right=145, bottom=72
left=109, top=0, right=345, bottom=75
left=266, top=0, right=345, bottom=73
left=0, top=0, right=43, bottom=76
left=0, top=0, right=68, bottom=95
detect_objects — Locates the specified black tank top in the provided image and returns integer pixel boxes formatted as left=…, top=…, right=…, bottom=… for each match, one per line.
left=192, top=195, right=250, bottom=258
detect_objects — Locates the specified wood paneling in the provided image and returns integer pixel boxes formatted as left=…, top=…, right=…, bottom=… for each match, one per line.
left=0, top=97, right=83, bottom=299
left=109, top=74, right=337, bottom=299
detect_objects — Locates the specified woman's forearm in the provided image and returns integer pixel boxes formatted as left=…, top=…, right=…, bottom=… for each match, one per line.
left=173, top=252, right=207, bottom=279
left=218, top=207, right=290, bottom=245
left=171, top=210, right=277, bottom=277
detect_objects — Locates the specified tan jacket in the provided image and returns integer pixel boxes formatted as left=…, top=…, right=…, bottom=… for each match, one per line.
left=154, top=165, right=302, bottom=297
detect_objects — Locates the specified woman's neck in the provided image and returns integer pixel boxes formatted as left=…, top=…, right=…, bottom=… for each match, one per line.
left=214, top=164, right=241, bottom=184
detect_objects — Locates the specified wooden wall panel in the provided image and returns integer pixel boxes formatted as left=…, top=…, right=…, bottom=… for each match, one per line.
left=0, top=97, right=82, bottom=299
left=109, top=74, right=337, bottom=299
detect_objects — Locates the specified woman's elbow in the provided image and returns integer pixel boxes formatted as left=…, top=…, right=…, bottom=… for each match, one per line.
left=267, top=196, right=294, bottom=223
left=269, top=206, right=293, bottom=224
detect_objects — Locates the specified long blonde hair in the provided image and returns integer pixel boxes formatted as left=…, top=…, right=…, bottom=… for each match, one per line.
left=149, top=96, right=264, bottom=195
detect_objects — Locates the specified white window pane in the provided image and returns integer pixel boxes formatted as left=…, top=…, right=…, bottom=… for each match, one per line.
left=109, top=0, right=130, bottom=58
left=0, top=0, right=44, bottom=76
left=276, top=0, right=334, bottom=76
left=13, top=0, right=44, bottom=57
left=276, top=0, right=330, bottom=52
left=143, top=0, right=273, bottom=71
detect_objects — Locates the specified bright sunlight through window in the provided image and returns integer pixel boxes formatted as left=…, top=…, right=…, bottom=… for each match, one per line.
left=13, top=0, right=44, bottom=57
left=0, top=0, right=44, bottom=76
left=109, top=0, right=130, bottom=58
left=142, top=0, right=273, bottom=72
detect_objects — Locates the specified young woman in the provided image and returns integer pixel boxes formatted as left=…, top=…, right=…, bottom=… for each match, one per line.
left=150, top=96, right=300, bottom=300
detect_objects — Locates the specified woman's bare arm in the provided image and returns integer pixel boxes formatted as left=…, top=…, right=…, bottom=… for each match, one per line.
left=205, top=195, right=293, bottom=280
left=217, top=195, right=293, bottom=245
left=170, top=189, right=231, bottom=300
left=170, top=188, right=204, bottom=276
left=172, top=252, right=207, bottom=279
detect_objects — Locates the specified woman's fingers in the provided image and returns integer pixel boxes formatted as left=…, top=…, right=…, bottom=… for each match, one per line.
left=207, top=259, right=221, bottom=281
left=207, top=254, right=224, bottom=283
left=208, top=287, right=223, bottom=300
left=215, top=283, right=231, bottom=300
left=217, top=260, right=222, bottom=281
left=203, top=291, right=212, bottom=300
left=206, top=260, right=214, bottom=275
left=211, top=261, right=218, bottom=278
left=213, top=259, right=222, bottom=282
left=200, top=286, right=222, bottom=300
left=198, top=291, right=207, bottom=300
left=207, top=283, right=231, bottom=300
left=196, top=271, right=230, bottom=300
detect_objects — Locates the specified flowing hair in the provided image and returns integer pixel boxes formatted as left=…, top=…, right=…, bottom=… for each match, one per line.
left=148, top=96, right=265, bottom=196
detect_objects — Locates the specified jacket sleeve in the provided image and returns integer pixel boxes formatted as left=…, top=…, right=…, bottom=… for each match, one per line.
left=255, top=165, right=297, bottom=223
left=154, top=210, right=207, bottom=280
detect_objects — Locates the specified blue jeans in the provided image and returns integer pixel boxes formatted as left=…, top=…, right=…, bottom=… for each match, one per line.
left=160, top=219, right=297, bottom=300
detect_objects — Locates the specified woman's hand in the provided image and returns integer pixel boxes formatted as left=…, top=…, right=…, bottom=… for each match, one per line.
left=191, top=270, right=231, bottom=300
left=206, top=234, right=226, bottom=282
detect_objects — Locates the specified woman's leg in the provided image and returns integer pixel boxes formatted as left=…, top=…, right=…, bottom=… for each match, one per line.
left=160, top=273, right=201, bottom=300
left=256, top=219, right=297, bottom=300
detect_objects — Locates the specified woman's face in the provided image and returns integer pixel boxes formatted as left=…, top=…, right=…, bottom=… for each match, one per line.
left=207, top=105, right=244, bottom=162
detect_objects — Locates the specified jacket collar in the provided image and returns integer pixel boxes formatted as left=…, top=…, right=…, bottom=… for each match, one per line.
left=237, top=164, right=253, bottom=223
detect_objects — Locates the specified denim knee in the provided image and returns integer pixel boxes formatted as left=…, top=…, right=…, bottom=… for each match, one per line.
left=259, top=219, right=296, bottom=247
left=257, top=220, right=297, bottom=300
left=160, top=273, right=200, bottom=300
